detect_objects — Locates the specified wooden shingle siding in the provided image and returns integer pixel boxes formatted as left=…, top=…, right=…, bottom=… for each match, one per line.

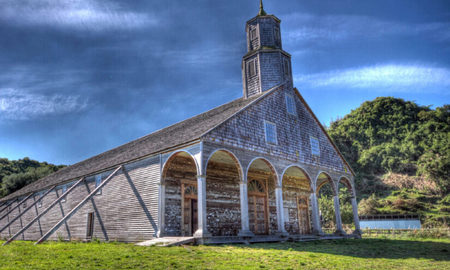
left=203, top=85, right=346, bottom=173
left=0, top=155, right=160, bottom=242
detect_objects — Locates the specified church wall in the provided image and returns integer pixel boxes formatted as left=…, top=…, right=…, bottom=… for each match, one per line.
left=259, top=51, right=283, bottom=93
left=203, top=85, right=346, bottom=173
left=206, top=162, right=241, bottom=236
left=0, top=155, right=160, bottom=242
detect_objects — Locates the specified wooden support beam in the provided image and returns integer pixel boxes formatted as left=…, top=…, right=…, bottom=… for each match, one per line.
left=0, top=193, right=33, bottom=221
left=35, top=166, right=122, bottom=245
left=2, top=177, right=85, bottom=246
left=0, top=198, right=18, bottom=215
left=0, top=186, right=56, bottom=234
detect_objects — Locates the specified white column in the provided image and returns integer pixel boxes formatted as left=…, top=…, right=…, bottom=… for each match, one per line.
left=194, top=175, right=211, bottom=238
left=238, top=181, right=254, bottom=237
left=310, top=192, right=323, bottom=235
left=157, top=183, right=165, bottom=237
left=275, top=186, right=288, bottom=235
left=351, top=197, right=362, bottom=235
left=333, top=195, right=345, bottom=235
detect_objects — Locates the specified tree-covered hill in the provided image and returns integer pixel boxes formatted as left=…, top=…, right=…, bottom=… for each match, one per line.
left=0, top=157, right=65, bottom=198
left=328, top=97, right=449, bottom=226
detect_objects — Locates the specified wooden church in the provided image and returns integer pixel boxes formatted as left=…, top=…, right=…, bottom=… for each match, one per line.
left=0, top=2, right=361, bottom=244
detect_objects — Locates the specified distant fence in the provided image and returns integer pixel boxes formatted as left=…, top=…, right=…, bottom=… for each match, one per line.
left=363, top=228, right=450, bottom=238
left=359, top=215, right=421, bottom=229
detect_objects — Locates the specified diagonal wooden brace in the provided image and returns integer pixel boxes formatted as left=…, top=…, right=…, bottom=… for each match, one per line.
left=35, top=165, right=122, bottom=245
left=0, top=198, right=18, bottom=215
left=0, top=186, right=56, bottom=234
left=0, top=193, right=34, bottom=222
left=2, top=177, right=85, bottom=246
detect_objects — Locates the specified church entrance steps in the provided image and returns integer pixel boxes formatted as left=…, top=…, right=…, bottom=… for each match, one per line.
left=136, top=237, right=195, bottom=247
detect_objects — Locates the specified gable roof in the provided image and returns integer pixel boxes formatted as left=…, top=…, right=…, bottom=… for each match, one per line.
left=0, top=91, right=271, bottom=202
left=293, top=88, right=355, bottom=176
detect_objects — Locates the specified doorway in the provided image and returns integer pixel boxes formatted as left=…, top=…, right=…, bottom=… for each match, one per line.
left=182, top=181, right=198, bottom=236
left=297, top=196, right=311, bottom=234
left=248, top=179, right=268, bottom=235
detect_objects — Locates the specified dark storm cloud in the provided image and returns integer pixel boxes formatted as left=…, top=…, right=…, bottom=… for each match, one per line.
left=0, top=0, right=449, bottom=164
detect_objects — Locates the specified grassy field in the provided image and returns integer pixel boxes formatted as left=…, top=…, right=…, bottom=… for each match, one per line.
left=1, top=237, right=449, bottom=269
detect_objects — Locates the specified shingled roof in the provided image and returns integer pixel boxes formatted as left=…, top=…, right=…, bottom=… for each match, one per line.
left=0, top=90, right=271, bottom=202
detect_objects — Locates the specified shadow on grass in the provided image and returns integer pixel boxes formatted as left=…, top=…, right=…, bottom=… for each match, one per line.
left=240, top=238, right=450, bottom=261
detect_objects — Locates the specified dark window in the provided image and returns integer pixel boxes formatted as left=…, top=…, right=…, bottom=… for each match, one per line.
left=86, top=212, right=94, bottom=239
left=248, top=60, right=257, bottom=77
left=250, top=28, right=257, bottom=40
left=284, top=58, right=290, bottom=75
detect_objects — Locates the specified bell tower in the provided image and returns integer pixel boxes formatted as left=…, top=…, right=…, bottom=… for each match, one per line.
left=242, top=0, right=293, bottom=99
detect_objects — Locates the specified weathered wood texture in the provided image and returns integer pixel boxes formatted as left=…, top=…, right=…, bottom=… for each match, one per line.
left=0, top=155, right=160, bottom=242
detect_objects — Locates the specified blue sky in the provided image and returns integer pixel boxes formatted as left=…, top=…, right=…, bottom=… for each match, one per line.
left=0, top=0, right=449, bottom=165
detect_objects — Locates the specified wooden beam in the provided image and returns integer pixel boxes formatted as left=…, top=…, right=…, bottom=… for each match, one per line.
left=34, top=166, right=122, bottom=245
left=0, top=186, right=56, bottom=234
left=0, top=198, right=18, bottom=215
left=2, top=177, right=85, bottom=246
left=0, top=193, right=33, bottom=221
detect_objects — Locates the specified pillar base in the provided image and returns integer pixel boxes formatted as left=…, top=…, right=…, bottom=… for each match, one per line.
left=274, top=230, right=289, bottom=237
left=193, top=229, right=212, bottom=239
left=312, top=229, right=324, bottom=236
left=334, top=229, right=346, bottom=236
left=238, top=230, right=254, bottom=237
left=352, top=229, right=363, bottom=236
left=156, top=230, right=164, bottom=238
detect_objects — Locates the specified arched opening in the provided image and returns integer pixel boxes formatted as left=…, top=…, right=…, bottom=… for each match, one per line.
left=205, top=149, right=242, bottom=236
left=282, top=166, right=312, bottom=235
left=247, top=158, right=278, bottom=235
left=339, top=177, right=355, bottom=233
left=316, top=172, right=336, bottom=234
left=162, top=151, right=198, bottom=236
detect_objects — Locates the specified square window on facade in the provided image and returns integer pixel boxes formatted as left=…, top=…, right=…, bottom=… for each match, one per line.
left=248, top=60, right=256, bottom=77
left=285, top=94, right=296, bottom=115
left=95, top=174, right=102, bottom=195
left=310, top=136, right=320, bottom=156
left=61, top=185, right=67, bottom=202
left=264, top=121, right=278, bottom=144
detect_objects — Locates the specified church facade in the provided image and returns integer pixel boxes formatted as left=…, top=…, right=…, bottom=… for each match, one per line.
left=0, top=4, right=361, bottom=244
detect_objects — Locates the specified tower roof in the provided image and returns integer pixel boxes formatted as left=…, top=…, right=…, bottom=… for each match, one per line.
left=258, top=0, right=267, bottom=16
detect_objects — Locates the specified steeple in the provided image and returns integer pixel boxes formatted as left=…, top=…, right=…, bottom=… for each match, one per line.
left=258, top=0, right=267, bottom=16
left=241, top=2, right=293, bottom=99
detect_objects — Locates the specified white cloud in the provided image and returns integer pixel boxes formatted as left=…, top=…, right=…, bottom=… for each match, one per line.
left=0, top=88, right=89, bottom=120
left=0, top=0, right=158, bottom=31
left=295, top=64, right=450, bottom=92
left=283, top=13, right=450, bottom=43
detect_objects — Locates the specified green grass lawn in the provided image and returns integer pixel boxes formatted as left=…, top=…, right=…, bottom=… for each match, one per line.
left=1, top=237, right=449, bottom=269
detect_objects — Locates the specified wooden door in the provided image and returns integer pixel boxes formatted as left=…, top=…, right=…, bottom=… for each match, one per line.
left=182, top=182, right=198, bottom=236
left=191, top=199, right=198, bottom=234
left=248, top=179, right=268, bottom=235
left=297, top=196, right=311, bottom=234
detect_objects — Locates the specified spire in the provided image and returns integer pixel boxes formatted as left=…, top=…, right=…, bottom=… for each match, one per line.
left=258, top=0, right=267, bottom=16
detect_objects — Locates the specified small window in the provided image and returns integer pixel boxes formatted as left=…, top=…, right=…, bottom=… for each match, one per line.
left=274, top=28, right=280, bottom=42
left=61, top=185, right=67, bottom=203
left=283, top=58, right=290, bottom=76
left=285, top=94, right=296, bottom=115
left=250, top=27, right=257, bottom=40
left=310, top=137, right=320, bottom=156
left=264, top=121, right=278, bottom=144
left=86, top=212, right=94, bottom=239
left=248, top=59, right=257, bottom=77
left=95, top=174, right=102, bottom=195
